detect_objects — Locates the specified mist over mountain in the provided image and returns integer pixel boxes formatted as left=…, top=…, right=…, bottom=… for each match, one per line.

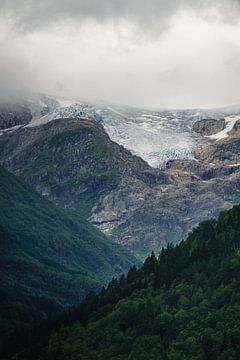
left=1, top=1, right=240, bottom=359
left=1, top=0, right=240, bottom=108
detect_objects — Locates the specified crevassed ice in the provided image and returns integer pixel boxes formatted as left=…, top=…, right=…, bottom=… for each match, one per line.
left=21, top=95, right=204, bottom=167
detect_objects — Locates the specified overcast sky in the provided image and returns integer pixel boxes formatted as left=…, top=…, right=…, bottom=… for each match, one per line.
left=1, top=0, right=240, bottom=108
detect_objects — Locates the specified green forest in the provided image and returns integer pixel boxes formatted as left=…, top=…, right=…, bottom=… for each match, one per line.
left=2, top=204, right=240, bottom=359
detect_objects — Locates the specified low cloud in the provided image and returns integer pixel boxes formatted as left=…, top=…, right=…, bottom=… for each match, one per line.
left=1, top=0, right=240, bottom=34
left=1, top=1, right=240, bottom=108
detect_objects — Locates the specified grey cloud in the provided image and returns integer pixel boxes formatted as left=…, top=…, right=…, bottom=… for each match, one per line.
left=0, top=39, right=36, bottom=102
left=1, top=0, right=240, bottom=33
left=1, top=0, right=240, bottom=107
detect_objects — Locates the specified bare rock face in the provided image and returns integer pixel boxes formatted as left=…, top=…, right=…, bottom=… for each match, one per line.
left=193, top=118, right=225, bottom=136
left=195, top=138, right=240, bottom=166
left=166, top=157, right=240, bottom=181
left=229, top=119, right=240, bottom=138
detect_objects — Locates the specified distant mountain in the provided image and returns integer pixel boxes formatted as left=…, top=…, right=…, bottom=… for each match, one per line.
left=3, top=204, right=240, bottom=360
left=0, top=166, right=137, bottom=337
left=0, top=95, right=240, bottom=259
left=1, top=94, right=239, bottom=168
left=0, top=94, right=204, bottom=167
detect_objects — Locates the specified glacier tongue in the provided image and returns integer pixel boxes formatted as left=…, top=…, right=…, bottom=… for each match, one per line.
left=99, top=106, right=202, bottom=168
left=4, top=94, right=220, bottom=168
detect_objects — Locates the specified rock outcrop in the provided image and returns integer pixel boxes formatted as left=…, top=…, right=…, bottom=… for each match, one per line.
left=192, top=118, right=225, bottom=136
left=229, top=119, right=240, bottom=138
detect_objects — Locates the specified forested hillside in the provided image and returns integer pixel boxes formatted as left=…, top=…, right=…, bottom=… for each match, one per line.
left=0, top=166, right=137, bottom=337
left=3, top=204, right=240, bottom=359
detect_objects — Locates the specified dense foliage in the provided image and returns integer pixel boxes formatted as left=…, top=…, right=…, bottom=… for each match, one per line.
left=0, top=166, right=137, bottom=337
left=2, top=204, right=240, bottom=359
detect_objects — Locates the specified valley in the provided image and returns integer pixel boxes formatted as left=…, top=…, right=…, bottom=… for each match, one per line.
left=0, top=166, right=137, bottom=337
left=0, top=95, right=240, bottom=355
left=1, top=2, right=240, bottom=358
left=3, top=204, right=240, bottom=359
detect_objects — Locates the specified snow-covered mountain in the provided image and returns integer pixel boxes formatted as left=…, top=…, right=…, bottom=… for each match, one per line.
left=1, top=94, right=239, bottom=168
left=1, top=94, right=240, bottom=258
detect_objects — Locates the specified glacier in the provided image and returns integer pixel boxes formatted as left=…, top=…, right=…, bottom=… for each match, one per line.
left=2, top=94, right=239, bottom=168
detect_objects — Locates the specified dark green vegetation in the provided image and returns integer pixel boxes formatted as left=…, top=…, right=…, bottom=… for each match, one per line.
left=0, top=104, right=32, bottom=129
left=0, top=166, right=138, bottom=337
left=3, top=204, right=240, bottom=359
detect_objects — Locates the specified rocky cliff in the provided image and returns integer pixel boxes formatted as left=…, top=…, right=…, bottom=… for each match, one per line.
left=192, top=118, right=225, bottom=136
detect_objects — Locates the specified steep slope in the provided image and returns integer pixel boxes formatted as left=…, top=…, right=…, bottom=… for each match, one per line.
left=4, top=204, right=240, bottom=360
left=0, top=117, right=172, bottom=258
left=0, top=118, right=167, bottom=213
left=1, top=103, right=240, bottom=259
left=0, top=166, right=137, bottom=337
left=0, top=104, right=32, bottom=130
left=0, top=95, right=204, bottom=167
left=91, top=120, right=240, bottom=256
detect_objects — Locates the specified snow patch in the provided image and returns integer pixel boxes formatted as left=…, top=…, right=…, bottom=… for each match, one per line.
left=0, top=125, right=23, bottom=134
left=206, top=115, right=240, bottom=141
left=227, top=163, right=240, bottom=167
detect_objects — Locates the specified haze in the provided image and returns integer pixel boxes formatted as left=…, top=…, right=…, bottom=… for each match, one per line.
left=1, top=0, right=240, bottom=108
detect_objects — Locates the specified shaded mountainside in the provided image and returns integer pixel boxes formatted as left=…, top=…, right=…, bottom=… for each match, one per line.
left=0, top=166, right=138, bottom=337
left=0, top=104, right=32, bottom=129
left=0, top=112, right=240, bottom=259
left=3, top=204, right=240, bottom=360
left=0, top=118, right=167, bottom=213
left=0, top=118, right=171, bottom=257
